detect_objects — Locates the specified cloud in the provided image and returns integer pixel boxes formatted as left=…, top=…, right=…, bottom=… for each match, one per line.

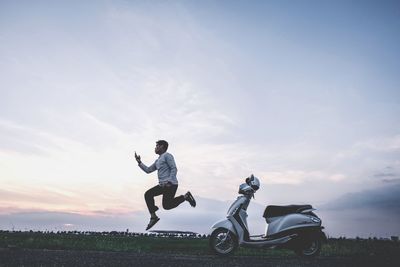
left=257, top=170, right=347, bottom=185
left=317, top=184, right=400, bottom=237
left=0, top=210, right=137, bottom=232
left=374, top=172, right=397, bottom=178
left=0, top=119, right=55, bottom=155
left=333, top=136, right=400, bottom=165
left=382, top=178, right=400, bottom=183
left=372, top=164, right=400, bottom=184
left=355, top=135, right=400, bottom=152
left=321, top=183, right=400, bottom=211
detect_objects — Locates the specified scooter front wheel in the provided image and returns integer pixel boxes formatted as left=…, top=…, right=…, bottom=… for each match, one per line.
left=209, top=228, right=238, bottom=256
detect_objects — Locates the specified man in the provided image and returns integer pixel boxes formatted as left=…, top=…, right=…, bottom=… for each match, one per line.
left=135, top=140, right=196, bottom=230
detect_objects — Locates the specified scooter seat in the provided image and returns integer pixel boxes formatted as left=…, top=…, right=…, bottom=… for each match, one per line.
left=263, top=204, right=313, bottom=218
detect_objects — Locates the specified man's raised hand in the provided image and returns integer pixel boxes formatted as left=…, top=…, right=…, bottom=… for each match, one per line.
left=134, top=151, right=141, bottom=164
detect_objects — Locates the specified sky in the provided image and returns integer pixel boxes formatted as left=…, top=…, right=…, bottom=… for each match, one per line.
left=0, top=0, right=399, bottom=238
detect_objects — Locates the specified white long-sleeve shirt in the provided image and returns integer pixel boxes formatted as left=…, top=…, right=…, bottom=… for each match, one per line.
left=138, top=152, right=178, bottom=185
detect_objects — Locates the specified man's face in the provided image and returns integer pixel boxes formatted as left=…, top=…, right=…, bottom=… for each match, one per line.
left=155, top=143, right=164, bottom=155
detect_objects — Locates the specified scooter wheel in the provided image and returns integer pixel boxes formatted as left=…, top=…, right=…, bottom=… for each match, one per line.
left=295, top=237, right=322, bottom=258
left=209, top=228, right=238, bottom=256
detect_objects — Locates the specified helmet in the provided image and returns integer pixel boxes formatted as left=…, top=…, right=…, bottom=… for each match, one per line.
left=245, top=174, right=260, bottom=191
left=238, top=183, right=254, bottom=195
left=238, top=174, right=261, bottom=195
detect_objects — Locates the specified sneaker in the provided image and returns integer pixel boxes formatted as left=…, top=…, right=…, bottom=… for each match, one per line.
left=185, top=191, right=196, bottom=207
left=146, top=217, right=160, bottom=231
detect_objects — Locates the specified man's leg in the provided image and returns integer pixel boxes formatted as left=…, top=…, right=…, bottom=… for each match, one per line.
left=144, top=185, right=163, bottom=215
left=184, top=191, right=196, bottom=207
left=162, top=184, right=185, bottom=210
left=144, top=185, right=163, bottom=230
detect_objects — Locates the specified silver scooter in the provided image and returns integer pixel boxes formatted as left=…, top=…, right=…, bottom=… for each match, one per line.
left=209, top=175, right=327, bottom=257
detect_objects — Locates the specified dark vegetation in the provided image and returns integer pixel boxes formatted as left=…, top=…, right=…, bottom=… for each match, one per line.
left=1, top=230, right=399, bottom=257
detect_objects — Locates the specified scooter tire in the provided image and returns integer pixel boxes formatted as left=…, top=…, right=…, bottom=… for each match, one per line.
left=209, top=228, right=238, bottom=257
left=294, top=237, right=322, bottom=258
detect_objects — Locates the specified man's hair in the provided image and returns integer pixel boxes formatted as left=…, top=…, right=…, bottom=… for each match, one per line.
left=156, top=140, right=169, bottom=150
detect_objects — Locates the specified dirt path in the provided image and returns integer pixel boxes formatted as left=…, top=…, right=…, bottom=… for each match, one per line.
left=0, top=248, right=398, bottom=267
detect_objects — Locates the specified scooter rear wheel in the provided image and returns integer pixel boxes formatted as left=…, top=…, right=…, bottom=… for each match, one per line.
left=295, top=237, right=322, bottom=257
left=209, top=228, right=238, bottom=256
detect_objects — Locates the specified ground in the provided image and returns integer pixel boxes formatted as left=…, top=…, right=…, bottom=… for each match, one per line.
left=1, top=248, right=399, bottom=267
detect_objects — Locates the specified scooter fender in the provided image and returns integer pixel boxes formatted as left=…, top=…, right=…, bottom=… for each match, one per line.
left=209, top=219, right=237, bottom=236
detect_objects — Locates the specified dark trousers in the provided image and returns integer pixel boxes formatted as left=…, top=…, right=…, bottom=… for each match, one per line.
left=144, top=183, right=185, bottom=214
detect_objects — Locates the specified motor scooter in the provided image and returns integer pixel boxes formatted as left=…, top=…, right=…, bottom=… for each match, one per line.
left=209, top=175, right=327, bottom=257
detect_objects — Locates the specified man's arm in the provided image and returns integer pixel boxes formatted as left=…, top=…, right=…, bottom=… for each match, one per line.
left=138, top=161, right=157, bottom=174
left=135, top=151, right=156, bottom=173
left=165, top=153, right=178, bottom=179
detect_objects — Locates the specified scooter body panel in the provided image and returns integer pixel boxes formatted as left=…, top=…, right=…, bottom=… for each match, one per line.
left=209, top=218, right=236, bottom=235
left=227, top=196, right=249, bottom=215
left=241, top=235, right=294, bottom=248
left=229, top=210, right=249, bottom=244
left=266, top=213, right=321, bottom=236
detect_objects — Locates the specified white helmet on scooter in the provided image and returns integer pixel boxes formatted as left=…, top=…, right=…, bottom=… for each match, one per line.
left=246, top=174, right=260, bottom=191
left=238, top=183, right=254, bottom=195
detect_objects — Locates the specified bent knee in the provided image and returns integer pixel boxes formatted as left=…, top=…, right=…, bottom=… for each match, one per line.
left=144, top=190, right=152, bottom=199
left=162, top=202, right=173, bottom=210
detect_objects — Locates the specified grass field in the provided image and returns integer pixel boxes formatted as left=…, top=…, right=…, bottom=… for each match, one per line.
left=1, top=230, right=399, bottom=258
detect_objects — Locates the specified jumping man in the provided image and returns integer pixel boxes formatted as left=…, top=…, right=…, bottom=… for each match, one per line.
left=135, top=140, right=196, bottom=230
